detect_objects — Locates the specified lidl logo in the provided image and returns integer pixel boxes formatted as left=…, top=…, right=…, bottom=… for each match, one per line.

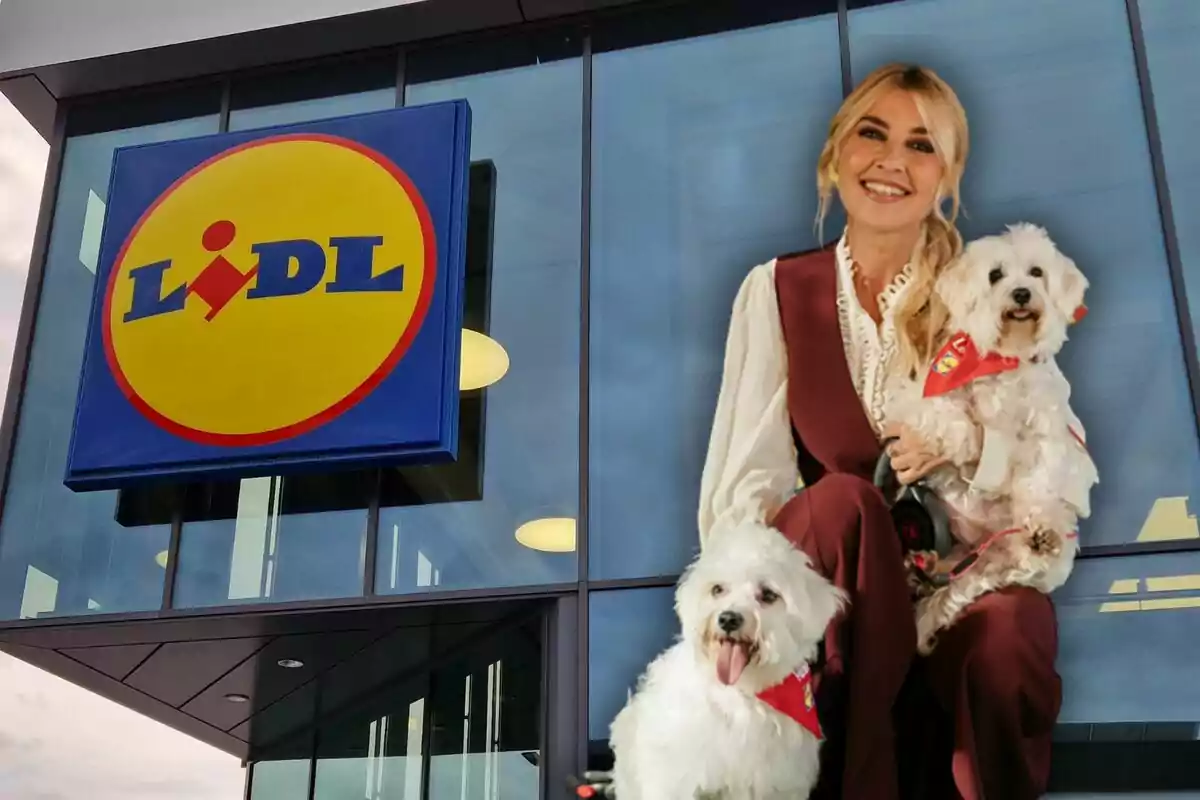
left=105, top=134, right=435, bottom=446
left=66, top=103, right=471, bottom=490
left=933, top=353, right=960, bottom=376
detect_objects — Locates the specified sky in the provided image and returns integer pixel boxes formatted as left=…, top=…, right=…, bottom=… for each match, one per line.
left=0, top=92, right=246, bottom=799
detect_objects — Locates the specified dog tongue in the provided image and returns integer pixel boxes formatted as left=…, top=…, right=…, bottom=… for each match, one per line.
left=717, top=641, right=749, bottom=685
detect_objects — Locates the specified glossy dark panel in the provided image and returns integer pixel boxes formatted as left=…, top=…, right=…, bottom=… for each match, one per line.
left=125, top=637, right=270, bottom=707
left=182, top=630, right=380, bottom=730
left=0, top=74, right=55, bottom=138
left=60, top=642, right=158, bottom=680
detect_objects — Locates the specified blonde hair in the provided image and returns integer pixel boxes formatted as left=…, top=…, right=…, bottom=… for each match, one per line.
left=816, top=63, right=970, bottom=375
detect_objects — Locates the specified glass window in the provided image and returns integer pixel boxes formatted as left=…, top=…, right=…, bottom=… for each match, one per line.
left=587, top=588, right=677, bottom=746
left=0, top=93, right=222, bottom=621
left=375, top=38, right=583, bottom=594
left=172, top=68, right=401, bottom=609
left=228, top=54, right=397, bottom=132
left=846, top=0, right=1200, bottom=732
left=847, top=0, right=1200, bottom=550
left=1055, top=551, right=1200, bottom=726
left=1141, top=2, right=1200, bottom=391
left=587, top=10, right=844, bottom=580
left=309, top=614, right=542, bottom=799
left=171, top=472, right=371, bottom=608
left=250, top=759, right=312, bottom=800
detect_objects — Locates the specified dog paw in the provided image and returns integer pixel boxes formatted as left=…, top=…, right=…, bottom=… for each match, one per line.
left=916, top=620, right=940, bottom=655
left=1028, top=527, right=1063, bottom=557
left=904, top=551, right=938, bottom=589
left=914, top=600, right=939, bottom=654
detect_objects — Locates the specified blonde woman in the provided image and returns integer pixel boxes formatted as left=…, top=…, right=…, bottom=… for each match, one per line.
left=698, top=64, right=1074, bottom=799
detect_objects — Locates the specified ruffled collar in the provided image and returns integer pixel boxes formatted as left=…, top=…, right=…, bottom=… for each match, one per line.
left=836, top=232, right=914, bottom=315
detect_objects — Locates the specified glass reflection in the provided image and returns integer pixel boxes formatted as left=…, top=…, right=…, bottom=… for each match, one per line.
left=173, top=472, right=370, bottom=608
left=310, top=616, right=542, bottom=799
left=587, top=12, right=844, bottom=580
left=0, top=109, right=220, bottom=620
left=251, top=759, right=312, bottom=800
left=587, top=588, right=678, bottom=744
left=376, top=48, right=582, bottom=594
left=847, top=0, right=1200, bottom=547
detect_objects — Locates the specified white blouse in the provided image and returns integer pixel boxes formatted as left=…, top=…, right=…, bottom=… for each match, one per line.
left=696, top=235, right=1085, bottom=546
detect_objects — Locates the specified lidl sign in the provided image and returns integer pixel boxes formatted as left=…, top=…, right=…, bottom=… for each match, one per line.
left=64, top=101, right=472, bottom=490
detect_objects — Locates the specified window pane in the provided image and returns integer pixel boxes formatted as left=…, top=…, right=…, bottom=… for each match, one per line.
left=848, top=0, right=1200, bottom=547
left=229, top=54, right=397, bottom=131
left=587, top=12, right=844, bottom=580
left=172, top=473, right=370, bottom=608
left=1055, top=551, right=1200, bottom=726
left=375, top=52, right=582, bottom=594
left=587, top=588, right=677, bottom=745
left=0, top=111, right=219, bottom=621
left=310, top=615, right=543, bottom=800
left=250, top=759, right=312, bottom=800
left=173, top=79, right=401, bottom=609
left=1142, top=2, right=1200, bottom=390
left=229, top=88, right=396, bottom=132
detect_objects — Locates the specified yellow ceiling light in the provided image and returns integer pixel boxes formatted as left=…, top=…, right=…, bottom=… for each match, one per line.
left=515, top=517, right=576, bottom=553
left=460, top=329, right=509, bottom=391
left=155, top=550, right=169, bottom=569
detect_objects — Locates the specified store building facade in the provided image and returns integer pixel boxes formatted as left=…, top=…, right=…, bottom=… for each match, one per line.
left=1, top=0, right=1200, bottom=796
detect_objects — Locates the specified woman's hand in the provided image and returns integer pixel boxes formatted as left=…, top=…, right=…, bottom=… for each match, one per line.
left=882, top=422, right=949, bottom=485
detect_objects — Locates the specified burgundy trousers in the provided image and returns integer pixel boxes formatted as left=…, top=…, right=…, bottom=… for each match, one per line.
left=773, top=473, right=1061, bottom=800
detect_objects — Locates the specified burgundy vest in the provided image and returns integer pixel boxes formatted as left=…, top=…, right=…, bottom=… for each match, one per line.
left=774, top=248, right=883, bottom=485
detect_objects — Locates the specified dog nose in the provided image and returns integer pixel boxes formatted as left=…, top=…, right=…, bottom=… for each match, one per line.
left=717, top=611, right=743, bottom=634
left=1012, top=287, right=1032, bottom=306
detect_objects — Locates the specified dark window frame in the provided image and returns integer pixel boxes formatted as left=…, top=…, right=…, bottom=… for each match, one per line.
left=4, top=0, right=1200, bottom=794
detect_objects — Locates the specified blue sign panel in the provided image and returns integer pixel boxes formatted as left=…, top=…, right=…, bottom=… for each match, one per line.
left=64, top=101, right=472, bottom=490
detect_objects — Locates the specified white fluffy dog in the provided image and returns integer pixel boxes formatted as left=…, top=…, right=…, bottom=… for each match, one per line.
left=609, top=520, right=845, bottom=800
left=887, top=222, right=1099, bottom=654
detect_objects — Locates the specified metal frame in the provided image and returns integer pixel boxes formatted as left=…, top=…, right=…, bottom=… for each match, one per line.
left=575, top=28, right=594, bottom=772
left=6, top=0, right=1200, bottom=795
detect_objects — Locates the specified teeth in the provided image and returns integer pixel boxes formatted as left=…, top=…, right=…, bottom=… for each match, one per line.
left=864, top=181, right=908, bottom=197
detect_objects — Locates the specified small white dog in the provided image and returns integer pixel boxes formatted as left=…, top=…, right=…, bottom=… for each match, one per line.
left=887, top=222, right=1099, bottom=654
left=609, top=520, right=845, bottom=800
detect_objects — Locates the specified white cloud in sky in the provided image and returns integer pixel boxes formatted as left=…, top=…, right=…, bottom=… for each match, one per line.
left=0, top=92, right=246, bottom=799
left=0, top=90, right=44, bottom=389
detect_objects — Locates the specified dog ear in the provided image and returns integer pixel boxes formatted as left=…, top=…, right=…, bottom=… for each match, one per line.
left=934, top=249, right=979, bottom=324
left=788, top=554, right=847, bottom=644
left=1049, top=251, right=1089, bottom=323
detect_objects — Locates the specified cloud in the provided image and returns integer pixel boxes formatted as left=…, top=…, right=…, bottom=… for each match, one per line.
left=0, top=97, right=246, bottom=797
left=0, top=93, right=47, bottom=390
left=0, top=653, right=245, bottom=799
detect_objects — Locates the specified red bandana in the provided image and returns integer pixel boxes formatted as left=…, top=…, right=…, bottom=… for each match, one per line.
left=923, top=332, right=1020, bottom=398
left=756, top=665, right=821, bottom=738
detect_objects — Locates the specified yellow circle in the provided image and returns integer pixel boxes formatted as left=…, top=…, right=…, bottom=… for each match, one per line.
left=104, top=136, right=433, bottom=444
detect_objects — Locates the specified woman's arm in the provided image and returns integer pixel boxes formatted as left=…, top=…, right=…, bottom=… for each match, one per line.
left=697, top=260, right=800, bottom=547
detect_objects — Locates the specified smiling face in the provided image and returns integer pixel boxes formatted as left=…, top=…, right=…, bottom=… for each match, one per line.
left=835, top=88, right=946, bottom=236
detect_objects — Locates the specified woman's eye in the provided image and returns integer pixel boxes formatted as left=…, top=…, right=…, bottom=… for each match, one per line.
left=858, top=126, right=886, bottom=141
left=988, top=267, right=1004, bottom=285
left=759, top=587, right=780, bottom=604
left=1029, top=266, right=1044, bottom=278
left=908, top=138, right=935, bottom=154
left=711, top=584, right=725, bottom=597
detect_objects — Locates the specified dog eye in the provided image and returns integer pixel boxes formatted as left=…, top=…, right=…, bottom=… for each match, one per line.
left=711, top=584, right=725, bottom=597
left=759, top=587, right=780, bottom=605
left=988, top=267, right=1004, bottom=285
left=1029, top=266, right=1043, bottom=278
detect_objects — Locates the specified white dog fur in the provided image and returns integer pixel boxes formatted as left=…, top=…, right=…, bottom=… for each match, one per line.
left=887, top=222, right=1099, bottom=654
left=609, top=520, right=845, bottom=800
